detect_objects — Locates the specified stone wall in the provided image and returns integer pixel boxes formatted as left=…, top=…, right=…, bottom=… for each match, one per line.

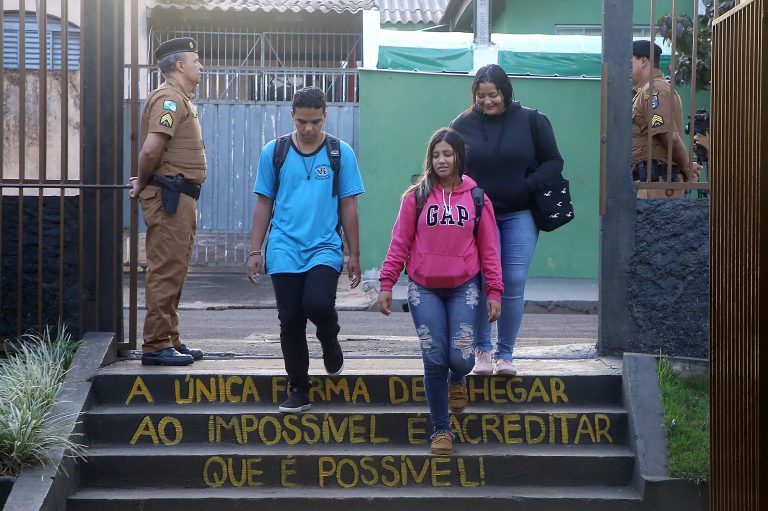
left=1, top=196, right=80, bottom=339
left=625, top=199, right=709, bottom=358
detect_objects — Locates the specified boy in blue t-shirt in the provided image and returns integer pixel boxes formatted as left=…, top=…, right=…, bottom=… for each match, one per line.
left=247, top=87, right=365, bottom=413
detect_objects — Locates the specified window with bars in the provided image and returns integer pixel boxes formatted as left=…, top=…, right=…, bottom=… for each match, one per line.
left=2, top=11, right=81, bottom=70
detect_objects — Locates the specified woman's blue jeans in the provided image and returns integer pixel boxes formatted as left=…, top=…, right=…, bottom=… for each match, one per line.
left=408, top=275, right=481, bottom=435
left=474, top=209, right=539, bottom=362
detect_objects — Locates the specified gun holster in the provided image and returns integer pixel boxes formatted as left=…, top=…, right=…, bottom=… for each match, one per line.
left=151, top=174, right=201, bottom=215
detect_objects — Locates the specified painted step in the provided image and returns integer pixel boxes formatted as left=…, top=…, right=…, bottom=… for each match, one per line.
left=86, top=403, right=627, bottom=446
left=67, top=485, right=643, bottom=511
left=78, top=444, right=635, bottom=489
left=96, top=373, right=623, bottom=407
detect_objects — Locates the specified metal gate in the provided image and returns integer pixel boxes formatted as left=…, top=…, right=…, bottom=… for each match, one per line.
left=1, top=0, right=125, bottom=342
left=710, top=0, right=768, bottom=508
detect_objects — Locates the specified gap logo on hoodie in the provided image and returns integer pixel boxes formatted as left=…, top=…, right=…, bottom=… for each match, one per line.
left=425, top=204, right=471, bottom=227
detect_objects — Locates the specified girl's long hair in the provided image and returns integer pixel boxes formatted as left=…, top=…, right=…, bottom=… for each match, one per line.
left=403, top=128, right=467, bottom=210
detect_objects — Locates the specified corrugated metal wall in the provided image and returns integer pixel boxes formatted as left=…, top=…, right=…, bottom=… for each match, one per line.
left=710, top=0, right=768, bottom=508
left=123, top=101, right=359, bottom=266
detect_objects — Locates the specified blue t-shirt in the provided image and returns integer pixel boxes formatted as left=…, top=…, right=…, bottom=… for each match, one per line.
left=254, top=137, right=365, bottom=274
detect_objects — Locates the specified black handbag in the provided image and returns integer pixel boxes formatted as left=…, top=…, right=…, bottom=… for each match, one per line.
left=529, top=178, right=574, bottom=232
left=526, top=109, right=574, bottom=232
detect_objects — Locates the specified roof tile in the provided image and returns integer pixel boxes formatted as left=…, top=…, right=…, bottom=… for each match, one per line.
left=147, top=0, right=377, bottom=15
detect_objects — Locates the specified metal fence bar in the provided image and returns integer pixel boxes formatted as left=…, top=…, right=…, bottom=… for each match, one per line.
left=37, top=0, right=47, bottom=334
left=0, top=184, right=130, bottom=189
left=665, top=0, right=677, bottom=183
left=711, top=0, right=767, bottom=508
left=78, top=0, right=85, bottom=337
left=94, top=0, right=102, bottom=329
left=111, top=0, right=120, bottom=336
left=644, top=0, right=656, bottom=184
left=0, top=0, right=4, bottom=324
left=129, top=0, right=139, bottom=349
left=59, top=0, right=69, bottom=324
left=688, top=0, right=700, bottom=174
left=17, top=7, right=26, bottom=335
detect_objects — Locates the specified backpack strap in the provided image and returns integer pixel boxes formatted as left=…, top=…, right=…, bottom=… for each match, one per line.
left=325, top=135, right=342, bottom=196
left=471, top=186, right=484, bottom=237
left=271, top=133, right=292, bottom=197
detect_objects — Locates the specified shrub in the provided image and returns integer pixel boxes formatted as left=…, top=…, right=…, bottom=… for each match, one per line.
left=0, top=325, right=85, bottom=476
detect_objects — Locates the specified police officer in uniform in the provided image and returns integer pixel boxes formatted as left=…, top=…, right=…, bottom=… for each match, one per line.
left=631, top=40, right=701, bottom=198
left=128, top=38, right=206, bottom=365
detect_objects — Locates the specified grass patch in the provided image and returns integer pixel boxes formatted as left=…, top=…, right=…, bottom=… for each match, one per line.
left=657, top=357, right=710, bottom=482
left=0, top=325, right=85, bottom=476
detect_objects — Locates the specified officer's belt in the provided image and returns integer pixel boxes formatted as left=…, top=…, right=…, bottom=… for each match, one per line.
left=150, top=174, right=201, bottom=200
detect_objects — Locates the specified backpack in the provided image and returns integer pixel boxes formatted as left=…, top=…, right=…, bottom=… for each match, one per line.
left=271, top=133, right=341, bottom=196
left=415, top=186, right=486, bottom=237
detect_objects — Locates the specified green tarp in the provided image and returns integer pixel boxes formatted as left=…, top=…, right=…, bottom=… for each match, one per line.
left=376, top=34, right=673, bottom=77
left=498, top=50, right=672, bottom=77
left=377, top=46, right=473, bottom=72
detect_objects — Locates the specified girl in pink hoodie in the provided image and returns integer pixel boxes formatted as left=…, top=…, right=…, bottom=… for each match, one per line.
left=377, top=128, right=503, bottom=456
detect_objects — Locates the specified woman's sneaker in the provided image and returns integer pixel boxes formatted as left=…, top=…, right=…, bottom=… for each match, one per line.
left=430, top=432, right=453, bottom=456
left=494, top=358, right=518, bottom=376
left=448, top=383, right=468, bottom=413
left=278, top=389, right=311, bottom=413
left=472, top=349, right=493, bottom=375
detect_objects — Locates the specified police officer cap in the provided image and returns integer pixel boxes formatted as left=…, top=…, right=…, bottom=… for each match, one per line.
left=632, top=40, right=662, bottom=61
left=155, top=37, right=198, bottom=61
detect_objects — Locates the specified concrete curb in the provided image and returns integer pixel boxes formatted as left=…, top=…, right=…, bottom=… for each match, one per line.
left=363, top=276, right=599, bottom=315
left=379, top=297, right=598, bottom=315
left=3, top=332, right=116, bottom=511
left=622, top=353, right=708, bottom=511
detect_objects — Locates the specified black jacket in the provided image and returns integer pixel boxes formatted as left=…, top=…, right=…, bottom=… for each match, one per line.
left=450, top=102, right=564, bottom=216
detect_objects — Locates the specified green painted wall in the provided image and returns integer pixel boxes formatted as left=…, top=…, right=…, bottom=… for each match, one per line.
left=358, top=70, right=602, bottom=278
left=488, top=0, right=696, bottom=34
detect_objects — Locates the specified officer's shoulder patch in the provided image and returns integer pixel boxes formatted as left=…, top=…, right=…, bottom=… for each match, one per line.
left=162, top=100, right=177, bottom=112
left=651, top=114, right=664, bottom=128
left=160, top=112, right=174, bottom=128
left=651, top=93, right=659, bottom=109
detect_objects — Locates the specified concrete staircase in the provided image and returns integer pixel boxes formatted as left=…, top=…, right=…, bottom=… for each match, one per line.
left=67, top=362, right=643, bottom=510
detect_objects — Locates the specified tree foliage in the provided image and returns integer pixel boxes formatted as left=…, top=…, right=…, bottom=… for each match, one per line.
left=656, top=1, right=736, bottom=90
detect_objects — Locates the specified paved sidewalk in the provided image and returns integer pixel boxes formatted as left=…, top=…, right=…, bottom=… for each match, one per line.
left=122, top=271, right=599, bottom=360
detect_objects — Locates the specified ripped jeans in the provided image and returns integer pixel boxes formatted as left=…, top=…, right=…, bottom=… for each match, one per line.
left=408, top=274, right=480, bottom=435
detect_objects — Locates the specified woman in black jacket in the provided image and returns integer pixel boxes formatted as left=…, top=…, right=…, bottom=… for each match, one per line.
left=450, top=64, right=564, bottom=376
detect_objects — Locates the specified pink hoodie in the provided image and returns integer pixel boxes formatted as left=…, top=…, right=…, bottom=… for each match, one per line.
left=379, top=175, right=503, bottom=301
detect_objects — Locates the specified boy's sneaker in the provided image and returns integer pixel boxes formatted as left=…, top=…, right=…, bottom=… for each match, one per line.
left=494, top=358, right=518, bottom=376
left=323, top=339, right=344, bottom=376
left=278, top=390, right=311, bottom=413
left=430, top=432, right=453, bottom=456
left=472, top=349, right=493, bottom=375
left=448, top=383, right=468, bottom=413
